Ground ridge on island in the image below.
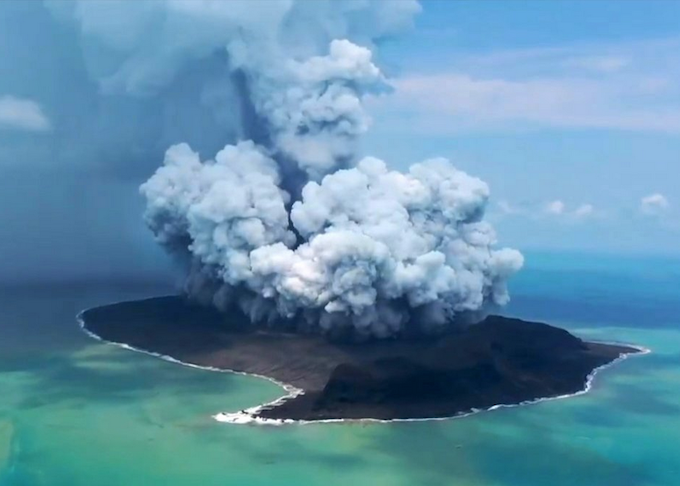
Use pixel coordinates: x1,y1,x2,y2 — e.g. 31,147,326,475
79,296,641,422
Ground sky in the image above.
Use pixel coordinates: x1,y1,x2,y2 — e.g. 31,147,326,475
365,0,680,255
0,0,678,285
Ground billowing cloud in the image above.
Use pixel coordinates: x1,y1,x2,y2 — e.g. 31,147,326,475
0,95,51,132
0,1,524,333
46,0,420,97
144,145,523,338
122,0,523,338
0,0,421,282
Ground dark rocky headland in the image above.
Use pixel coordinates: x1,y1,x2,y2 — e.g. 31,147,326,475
80,296,641,422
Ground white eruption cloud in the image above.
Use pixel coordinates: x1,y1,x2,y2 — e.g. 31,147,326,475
249,39,387,179
249,158,523,336
58,0,522,338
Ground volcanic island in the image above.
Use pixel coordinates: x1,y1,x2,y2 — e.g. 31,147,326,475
79,296,642,423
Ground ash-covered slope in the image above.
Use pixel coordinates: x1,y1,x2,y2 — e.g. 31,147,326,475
80,296,639,421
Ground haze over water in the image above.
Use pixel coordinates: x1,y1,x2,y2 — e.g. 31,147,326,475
1,252,679,486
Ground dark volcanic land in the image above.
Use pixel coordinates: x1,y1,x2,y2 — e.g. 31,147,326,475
80,296,641,422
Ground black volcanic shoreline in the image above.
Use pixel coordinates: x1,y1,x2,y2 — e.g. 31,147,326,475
79,296,642,422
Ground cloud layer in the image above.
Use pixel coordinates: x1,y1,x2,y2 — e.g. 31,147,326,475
371,37,680,134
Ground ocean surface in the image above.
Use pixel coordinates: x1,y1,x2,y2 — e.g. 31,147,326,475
1,252,679,486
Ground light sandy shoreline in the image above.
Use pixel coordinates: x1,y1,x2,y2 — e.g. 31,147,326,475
77,306,650,426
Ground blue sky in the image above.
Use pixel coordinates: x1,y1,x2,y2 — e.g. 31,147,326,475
364,0,680,255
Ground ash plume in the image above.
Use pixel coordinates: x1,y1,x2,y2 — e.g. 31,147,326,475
59,0,523,338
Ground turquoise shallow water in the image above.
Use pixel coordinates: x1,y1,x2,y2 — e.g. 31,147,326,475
1,254,679,486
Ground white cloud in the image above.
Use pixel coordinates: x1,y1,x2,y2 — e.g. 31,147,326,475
497,199,520,215
640,193,670,215
542,200,597,219
494,198,600,222
0,96,51,132
496,199,596,220
545,200,566,215
561,55,630,73
573,203,595,218
370,37,680,134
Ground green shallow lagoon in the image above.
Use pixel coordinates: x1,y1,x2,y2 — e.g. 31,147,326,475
1,256,680,486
